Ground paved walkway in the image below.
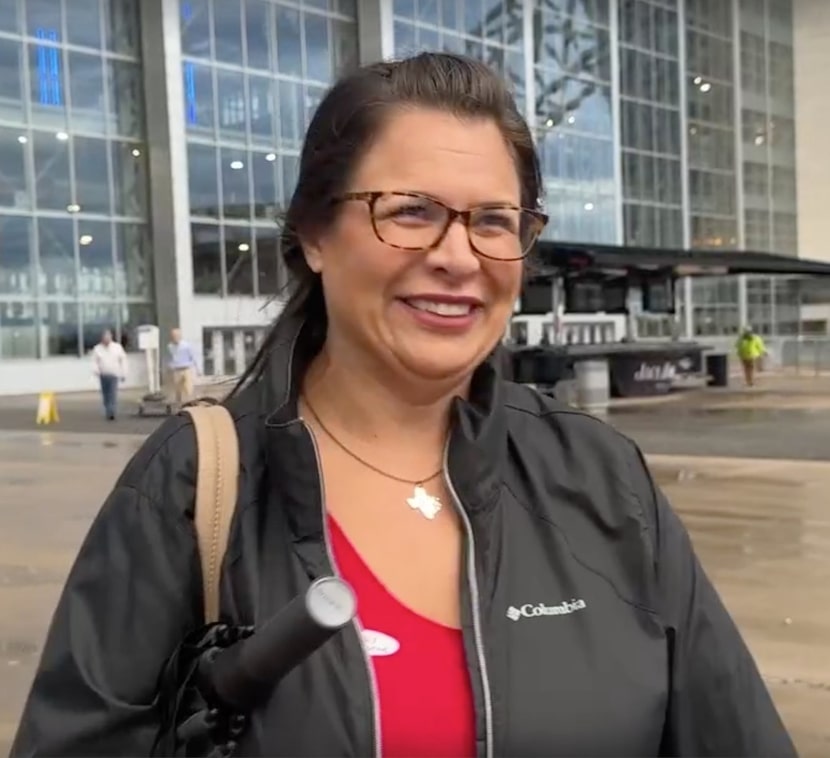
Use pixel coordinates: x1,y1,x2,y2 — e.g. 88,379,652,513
2,374,830,461
0,432,828,754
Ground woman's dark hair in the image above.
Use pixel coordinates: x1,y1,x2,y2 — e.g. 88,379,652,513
233,52,542,391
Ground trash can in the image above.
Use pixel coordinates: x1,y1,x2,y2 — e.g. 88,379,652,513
575,359,610,415
706,353,729,387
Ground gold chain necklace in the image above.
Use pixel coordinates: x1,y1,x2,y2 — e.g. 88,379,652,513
302,396,444,520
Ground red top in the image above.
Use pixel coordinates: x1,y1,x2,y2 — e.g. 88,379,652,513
328,517,476,758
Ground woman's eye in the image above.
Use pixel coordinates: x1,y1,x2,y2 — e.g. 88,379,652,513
476,212,517,233
393,204,429,218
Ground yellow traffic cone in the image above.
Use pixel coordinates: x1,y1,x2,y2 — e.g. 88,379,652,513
35,392,60,425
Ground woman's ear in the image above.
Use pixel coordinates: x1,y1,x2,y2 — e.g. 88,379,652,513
301,236,324,274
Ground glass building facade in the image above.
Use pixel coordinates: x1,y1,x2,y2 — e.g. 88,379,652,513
180,0,358,298
0,0,151,360
0,0,808,385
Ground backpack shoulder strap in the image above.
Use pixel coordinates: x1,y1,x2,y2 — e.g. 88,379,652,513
184,403,240,624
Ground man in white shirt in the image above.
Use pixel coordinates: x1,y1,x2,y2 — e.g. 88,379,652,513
91,330,127,420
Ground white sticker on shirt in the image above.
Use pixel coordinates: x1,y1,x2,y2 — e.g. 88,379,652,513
362,629,401,657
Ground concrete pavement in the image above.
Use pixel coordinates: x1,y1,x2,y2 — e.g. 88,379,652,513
0,430,829,754
1,373,830,460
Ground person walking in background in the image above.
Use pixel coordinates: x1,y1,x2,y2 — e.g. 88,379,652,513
91,329,126,420
167,327,198,405
736,326,767,387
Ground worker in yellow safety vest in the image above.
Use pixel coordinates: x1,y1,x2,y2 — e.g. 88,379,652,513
735,327,766,387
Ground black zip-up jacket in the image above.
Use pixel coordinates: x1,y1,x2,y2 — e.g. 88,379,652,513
12,316,795,757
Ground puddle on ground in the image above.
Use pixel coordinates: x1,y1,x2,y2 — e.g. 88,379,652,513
610,405,829,422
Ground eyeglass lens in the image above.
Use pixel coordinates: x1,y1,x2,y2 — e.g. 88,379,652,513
371,193,540,260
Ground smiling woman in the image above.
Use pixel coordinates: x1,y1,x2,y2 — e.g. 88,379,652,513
11,53,795,758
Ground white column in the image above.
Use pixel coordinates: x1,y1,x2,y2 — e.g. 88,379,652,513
358,0,394,62
732,0,748,329
522,0,536,129
608,0,624,244
139,0,196,348
677,0,694,338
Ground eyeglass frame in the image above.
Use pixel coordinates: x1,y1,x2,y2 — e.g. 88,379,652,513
333,190,549,262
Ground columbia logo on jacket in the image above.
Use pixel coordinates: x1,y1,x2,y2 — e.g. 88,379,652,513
506,599,587,621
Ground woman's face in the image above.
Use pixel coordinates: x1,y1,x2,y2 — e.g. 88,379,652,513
303,107,526,386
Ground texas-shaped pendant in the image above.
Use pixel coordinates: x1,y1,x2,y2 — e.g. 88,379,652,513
406,485,442,520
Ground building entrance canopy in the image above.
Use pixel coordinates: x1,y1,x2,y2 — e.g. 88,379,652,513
532,241,830,279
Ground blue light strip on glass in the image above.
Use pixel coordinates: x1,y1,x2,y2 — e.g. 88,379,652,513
35,28,63,107
181,2,197,124
184,61,197,125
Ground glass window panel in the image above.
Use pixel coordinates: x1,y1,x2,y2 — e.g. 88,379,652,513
441,0,458,30
69,53,106,135
188,142,220,218
27,0,62,40
221,148,251,219
223,225,255,295
216,70,248,141
33,130,71,211
254,226,281,295
418,26,440,52
636,102,654,152
278,80,302,149
213,0,244,64
656,58,678,106
0,301,37,358
41,302,79,356
305,13,332,82
395,21,416,55
81,303,118,352
248,75,277,145
333,19,358,75
252,151,279,218
104,0,140,55
114,223,151,298
395,0,416,18
281,153,299,200
464,0,484,36
183,62,215,134
73,137,111,215
111,142,147,217
337,0,357,15
0,39,24,123
191,222,222,294
0,127,30,209
68,0,103,49
418,0,439,26
107,60,144,137
0,0,20,33
38,218,76,296
28,43,68,130
181,0,211,57
245,0,272,70
78,220,114,296
0,215,33,295
276,7,303,77
655,107,679,155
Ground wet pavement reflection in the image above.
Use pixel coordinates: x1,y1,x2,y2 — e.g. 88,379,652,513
0,430,828,754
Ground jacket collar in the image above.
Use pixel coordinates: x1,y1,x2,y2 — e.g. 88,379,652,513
257,313,506,535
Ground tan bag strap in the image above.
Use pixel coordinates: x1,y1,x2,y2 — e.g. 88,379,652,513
184,404,240,624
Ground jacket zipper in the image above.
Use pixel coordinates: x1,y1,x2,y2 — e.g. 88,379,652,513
443,442,494,758
302,419,382,758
